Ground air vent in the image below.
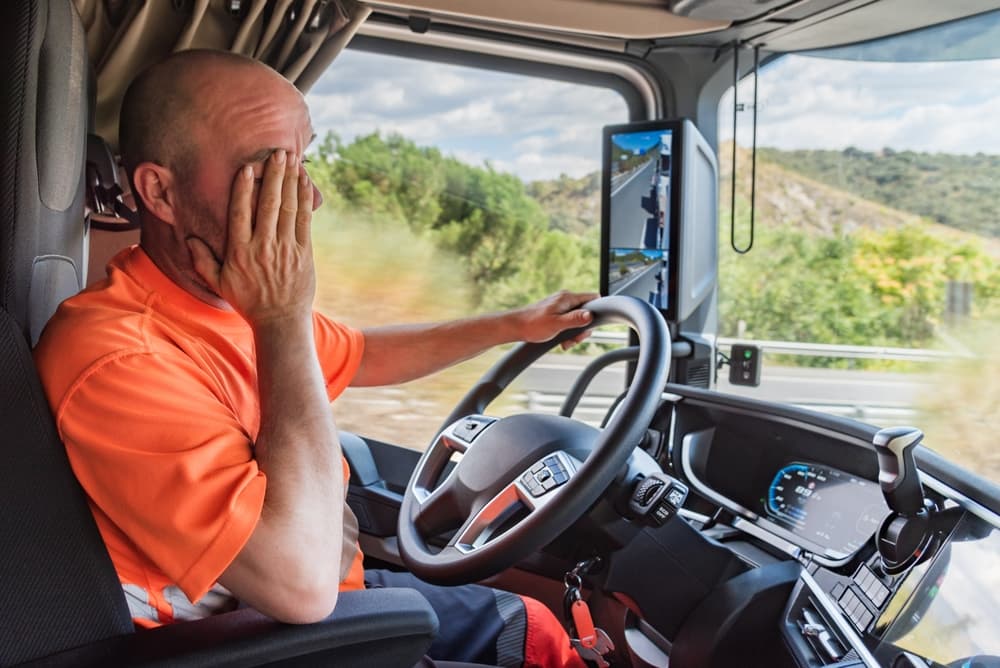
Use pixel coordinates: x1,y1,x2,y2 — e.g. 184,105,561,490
677,359,711,387
799,601,847,664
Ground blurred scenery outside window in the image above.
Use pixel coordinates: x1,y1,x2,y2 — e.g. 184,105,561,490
304,50,628,448
718,11,1000,481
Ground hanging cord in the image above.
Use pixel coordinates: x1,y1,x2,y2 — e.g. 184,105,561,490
747,45,760,253
729,42,739,253
730,43,758,254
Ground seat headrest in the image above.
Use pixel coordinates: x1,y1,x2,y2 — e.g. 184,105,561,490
0,0,91,341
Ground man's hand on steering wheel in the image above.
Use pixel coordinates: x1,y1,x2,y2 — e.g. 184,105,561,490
512,290,600,349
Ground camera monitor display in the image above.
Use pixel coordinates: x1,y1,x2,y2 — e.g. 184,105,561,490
600,118,718,323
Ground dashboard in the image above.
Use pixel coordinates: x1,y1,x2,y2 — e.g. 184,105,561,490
763,462,885,557
653,386,1000,668
670,393,890,564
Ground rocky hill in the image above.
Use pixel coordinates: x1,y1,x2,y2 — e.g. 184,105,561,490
528,144,1000,255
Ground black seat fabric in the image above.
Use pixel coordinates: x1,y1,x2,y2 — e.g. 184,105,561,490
0,0,133,661
0,307,133,664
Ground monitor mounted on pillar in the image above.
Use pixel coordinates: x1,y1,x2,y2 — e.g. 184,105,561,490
600,118,718,325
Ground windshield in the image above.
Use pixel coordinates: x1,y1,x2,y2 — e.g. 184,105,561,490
305,50,627,449
718,10,1000,482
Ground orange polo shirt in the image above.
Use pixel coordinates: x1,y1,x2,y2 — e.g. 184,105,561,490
33,245,366,626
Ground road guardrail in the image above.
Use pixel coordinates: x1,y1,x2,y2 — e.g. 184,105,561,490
587,330,964,363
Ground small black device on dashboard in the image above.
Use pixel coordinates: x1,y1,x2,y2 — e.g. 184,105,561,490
728,344,761,386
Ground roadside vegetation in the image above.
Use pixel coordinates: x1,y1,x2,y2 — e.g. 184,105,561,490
307,132,999,459
308,132,998,362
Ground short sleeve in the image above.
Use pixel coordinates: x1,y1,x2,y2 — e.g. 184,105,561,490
55,350,266,604
313,312,365,401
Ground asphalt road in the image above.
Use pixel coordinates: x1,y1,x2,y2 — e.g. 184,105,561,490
519,353,934,425
608,261,662,297
609,159,657,248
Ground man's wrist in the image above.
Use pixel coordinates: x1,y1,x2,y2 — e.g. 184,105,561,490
492,308,529,344
251,311,314,343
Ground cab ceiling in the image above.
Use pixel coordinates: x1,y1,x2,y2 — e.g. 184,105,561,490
364,0,1000,52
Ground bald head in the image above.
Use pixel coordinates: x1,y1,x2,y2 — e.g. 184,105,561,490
119,50,288,200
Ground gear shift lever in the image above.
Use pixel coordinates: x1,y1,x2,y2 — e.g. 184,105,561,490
872,426,935,574
872,426,925,516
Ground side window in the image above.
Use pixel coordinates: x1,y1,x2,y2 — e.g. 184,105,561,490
305,49,629,449
718,38,1000,480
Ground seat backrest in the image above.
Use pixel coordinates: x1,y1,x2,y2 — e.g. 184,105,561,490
0,309,133,665
0,0,90,344
0,1,134,664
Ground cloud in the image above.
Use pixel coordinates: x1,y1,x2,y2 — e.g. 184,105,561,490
307,47,998,181
305,48,628,181
720,56,1000,155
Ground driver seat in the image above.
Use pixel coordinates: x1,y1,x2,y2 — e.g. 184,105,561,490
0,1,436,665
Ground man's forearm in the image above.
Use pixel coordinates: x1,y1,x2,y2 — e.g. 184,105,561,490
352,291,598,387
219,316,345,622
353,311,521,387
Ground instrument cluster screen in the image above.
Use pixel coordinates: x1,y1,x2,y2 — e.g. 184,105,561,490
763,462,888,555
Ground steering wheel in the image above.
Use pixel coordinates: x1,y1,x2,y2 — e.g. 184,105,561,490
398,296,670,584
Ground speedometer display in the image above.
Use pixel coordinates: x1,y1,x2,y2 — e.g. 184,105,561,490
764,462,888,556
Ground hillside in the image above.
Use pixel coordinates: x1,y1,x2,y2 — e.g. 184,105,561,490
525,172,600,236
528,144,1000,255
758,147,1000,238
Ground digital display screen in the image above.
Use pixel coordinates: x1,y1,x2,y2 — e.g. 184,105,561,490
603,126,673,311
878,514,1000,666
762,462,888,556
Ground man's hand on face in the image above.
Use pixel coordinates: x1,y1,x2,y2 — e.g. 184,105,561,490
187,150,315,326
514,290,600,350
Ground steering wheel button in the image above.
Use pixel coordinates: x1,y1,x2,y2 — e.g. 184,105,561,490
543,456,559,468
520,472,534,487
553,470,568,484
541,477,558,491
536,469,552,483
530,462,545,474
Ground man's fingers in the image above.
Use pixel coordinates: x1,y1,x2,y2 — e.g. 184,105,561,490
186,236,223,295
276,153,299,240
556,291,600,312
228,165,254,245
296,164,314,246
255,150,286,239
558,308,594,328
560,330,593,350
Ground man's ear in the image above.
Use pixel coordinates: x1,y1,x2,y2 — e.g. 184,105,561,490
131,162,179,225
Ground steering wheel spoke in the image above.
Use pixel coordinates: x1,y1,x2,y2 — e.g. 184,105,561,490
450,451,580,554
412,477,464,537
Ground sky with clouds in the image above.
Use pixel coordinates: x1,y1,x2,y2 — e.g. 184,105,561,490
306,49,628,182
721,55,1000,156
305,46,1000,183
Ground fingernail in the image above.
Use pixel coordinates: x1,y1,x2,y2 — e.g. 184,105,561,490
275,150,286,164
289,153,298,167
243,164,253,180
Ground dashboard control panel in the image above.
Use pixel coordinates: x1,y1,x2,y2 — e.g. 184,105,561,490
763,462,887,556
783,511,1000,667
